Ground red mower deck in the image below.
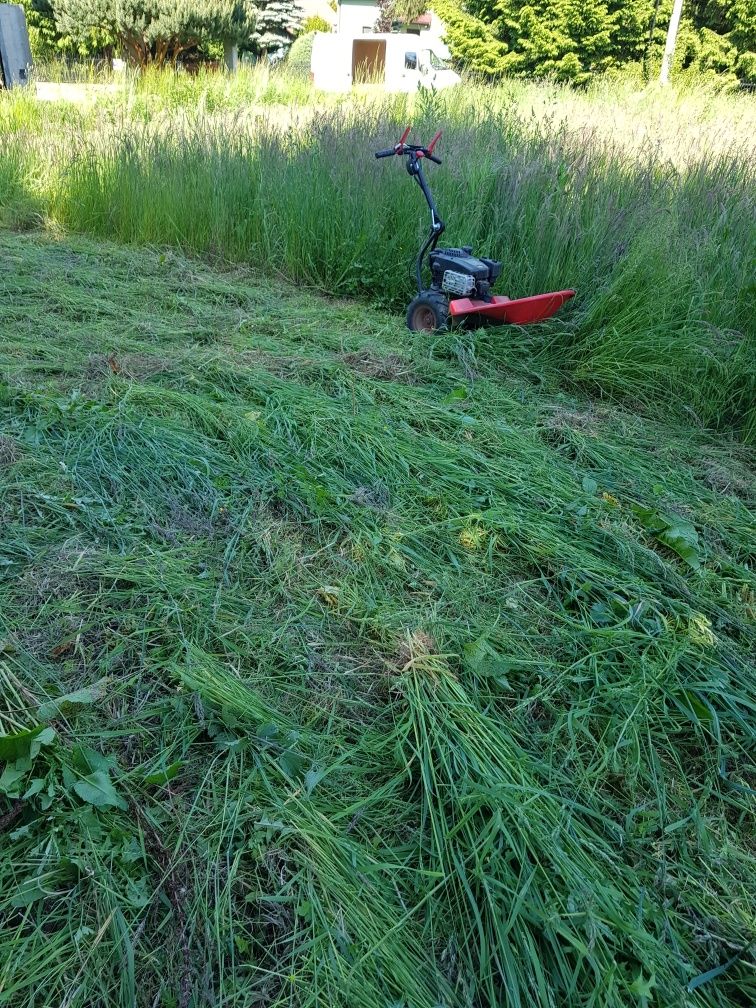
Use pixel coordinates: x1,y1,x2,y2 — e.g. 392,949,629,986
449,289,575,324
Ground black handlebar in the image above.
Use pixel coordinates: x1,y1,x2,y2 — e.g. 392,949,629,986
374,146,442,165
375,128,445,295
374,129,442,165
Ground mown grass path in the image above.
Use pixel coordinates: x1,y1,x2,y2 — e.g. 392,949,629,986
1,232,754,1007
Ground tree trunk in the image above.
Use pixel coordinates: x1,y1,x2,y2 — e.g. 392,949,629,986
224,40,239,73
171,38,199,67
123,34,148,68
154,37,169,69
660,0,684,84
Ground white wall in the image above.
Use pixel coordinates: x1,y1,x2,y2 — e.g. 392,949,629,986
337,0,379,35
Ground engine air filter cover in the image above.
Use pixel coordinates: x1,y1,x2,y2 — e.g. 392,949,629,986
441,270,476,296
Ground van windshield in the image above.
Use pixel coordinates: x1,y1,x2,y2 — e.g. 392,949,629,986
427,50,449,70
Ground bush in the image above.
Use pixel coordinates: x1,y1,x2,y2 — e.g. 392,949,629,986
19,0,60,61
735,50,756,83
286,31,316,79
302,15,331,34
53,0,256,67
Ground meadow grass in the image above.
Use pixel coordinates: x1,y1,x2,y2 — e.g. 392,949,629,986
1,230,754,1007
0,66,754,439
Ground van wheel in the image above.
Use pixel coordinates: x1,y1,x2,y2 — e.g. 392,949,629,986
406,291,449,332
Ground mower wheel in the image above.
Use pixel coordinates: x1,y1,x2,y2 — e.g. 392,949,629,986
406,290,449,333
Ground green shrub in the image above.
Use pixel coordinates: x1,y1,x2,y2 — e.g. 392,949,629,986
302,14,331,34
286,30,316,79
430,0,507,75
735,49,756,83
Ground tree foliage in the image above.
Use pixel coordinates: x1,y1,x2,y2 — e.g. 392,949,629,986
53,0,256,66
19,0,60,60
375,0,428,30
246,0,301,57
496,0,616,81
301,14,331,33
431,0,508,73
432,0,756,82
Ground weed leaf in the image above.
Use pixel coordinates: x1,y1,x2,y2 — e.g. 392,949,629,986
144,761,183,786
72,771,127,810
38,680,110,721
631,505,702,568
0,726,45,762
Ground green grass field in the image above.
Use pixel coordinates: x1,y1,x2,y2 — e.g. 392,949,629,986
1,66,755,438
1,67,756,1007
1,228,754,1007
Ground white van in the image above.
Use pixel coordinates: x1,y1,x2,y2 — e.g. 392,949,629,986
311,32,461,93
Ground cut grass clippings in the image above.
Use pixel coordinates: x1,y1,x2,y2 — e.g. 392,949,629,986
1,231,754,1007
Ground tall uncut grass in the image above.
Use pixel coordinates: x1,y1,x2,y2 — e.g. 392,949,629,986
1,66,754,438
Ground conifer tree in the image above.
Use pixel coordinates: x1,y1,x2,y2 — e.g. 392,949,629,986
247,0,302,57
53,0,256,66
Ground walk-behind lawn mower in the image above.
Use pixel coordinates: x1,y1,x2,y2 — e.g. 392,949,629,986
375,127,575,332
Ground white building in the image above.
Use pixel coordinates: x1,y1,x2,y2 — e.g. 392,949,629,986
335,1,448,53
308,1,455,91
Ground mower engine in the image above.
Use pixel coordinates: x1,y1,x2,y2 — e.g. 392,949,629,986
430,247,502,301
